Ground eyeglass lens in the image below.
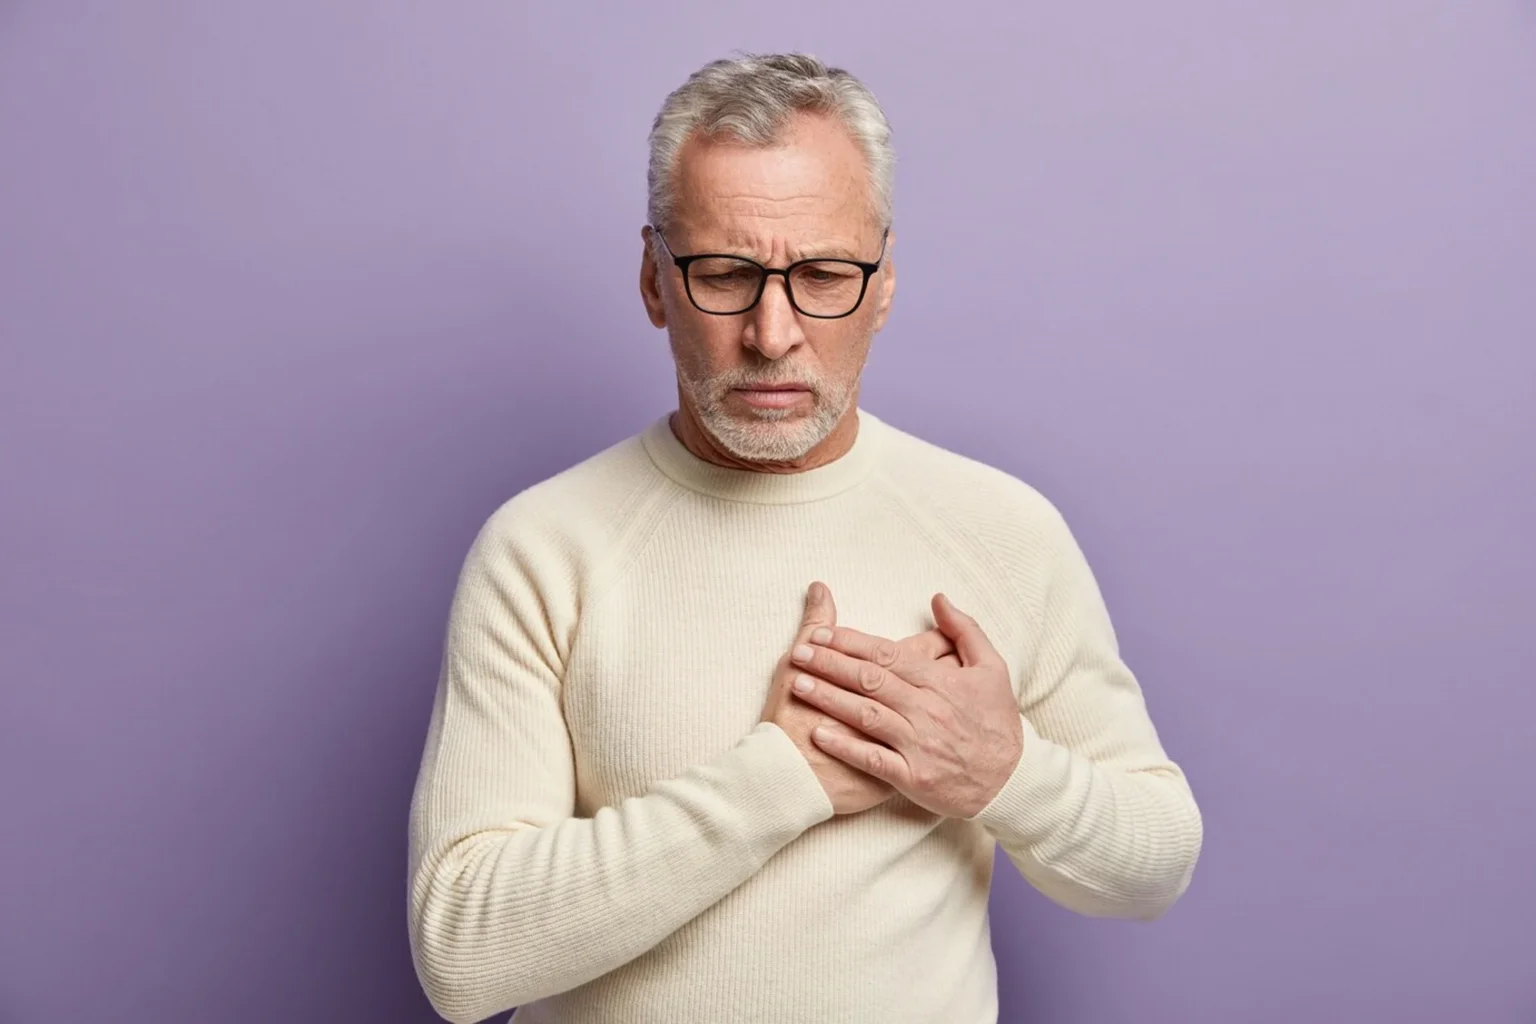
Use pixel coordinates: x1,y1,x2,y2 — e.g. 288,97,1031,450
686,258,866,316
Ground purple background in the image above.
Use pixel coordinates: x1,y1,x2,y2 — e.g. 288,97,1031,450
2,3,1533,1022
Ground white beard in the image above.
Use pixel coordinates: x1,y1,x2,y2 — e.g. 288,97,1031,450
675,362,854,463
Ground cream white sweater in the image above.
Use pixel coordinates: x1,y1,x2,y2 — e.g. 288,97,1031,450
407,407,1202,1024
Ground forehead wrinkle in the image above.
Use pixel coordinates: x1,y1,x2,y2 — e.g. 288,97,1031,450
715,232,860,262
692,189,828,219
678,191,872,261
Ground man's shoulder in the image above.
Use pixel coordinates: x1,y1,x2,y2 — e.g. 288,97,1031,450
870,411,1070,545
474,422,673,558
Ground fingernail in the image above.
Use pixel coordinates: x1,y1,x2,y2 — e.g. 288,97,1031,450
793,675,814,694
791,644,813,664
810,628,832,644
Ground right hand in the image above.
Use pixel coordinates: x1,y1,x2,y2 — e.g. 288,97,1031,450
760,581,960,815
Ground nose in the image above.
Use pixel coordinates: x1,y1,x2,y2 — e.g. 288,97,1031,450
742,273,805,360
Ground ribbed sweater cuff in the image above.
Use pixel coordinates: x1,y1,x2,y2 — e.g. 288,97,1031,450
966,714,1073,846
729,722,837,844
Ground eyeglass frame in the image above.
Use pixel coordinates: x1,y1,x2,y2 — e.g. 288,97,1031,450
650,226,890,319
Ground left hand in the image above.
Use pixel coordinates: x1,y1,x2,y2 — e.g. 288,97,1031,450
788,590,1025,818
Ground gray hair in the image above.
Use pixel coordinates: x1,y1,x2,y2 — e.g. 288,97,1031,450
646,52,895,237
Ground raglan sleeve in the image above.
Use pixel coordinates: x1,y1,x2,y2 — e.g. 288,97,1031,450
406,502,833,1023
966,500,1203,920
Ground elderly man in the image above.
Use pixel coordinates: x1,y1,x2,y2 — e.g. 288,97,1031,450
408,52,1202,1024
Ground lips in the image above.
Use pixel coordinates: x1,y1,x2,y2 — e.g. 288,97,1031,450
732,385,811,409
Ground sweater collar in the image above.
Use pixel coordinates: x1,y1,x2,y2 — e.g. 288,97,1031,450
640,406,882,505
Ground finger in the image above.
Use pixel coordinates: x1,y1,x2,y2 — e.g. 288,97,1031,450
902,627,956,663
811,723,911,789
792,672,915,749
931,593,999,669
767,584,838,719
818,626,904,670
790,639,921,712
814,625,942,685
799,581,837,639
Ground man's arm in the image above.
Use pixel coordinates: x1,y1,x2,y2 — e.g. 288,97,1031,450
787,500,1202,922
407,510,833,1024
966,507,1203,920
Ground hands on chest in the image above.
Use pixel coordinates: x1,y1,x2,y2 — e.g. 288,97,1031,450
759,582,1024,819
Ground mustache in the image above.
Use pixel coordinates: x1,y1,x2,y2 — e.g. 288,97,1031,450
713,366,822,391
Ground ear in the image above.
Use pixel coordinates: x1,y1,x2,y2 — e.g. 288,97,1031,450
870,228,895,333
640,225,667,329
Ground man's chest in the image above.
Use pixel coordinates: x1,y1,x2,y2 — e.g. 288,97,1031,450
557,524,1021,810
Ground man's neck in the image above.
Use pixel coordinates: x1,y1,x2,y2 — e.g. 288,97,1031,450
669,395,860,475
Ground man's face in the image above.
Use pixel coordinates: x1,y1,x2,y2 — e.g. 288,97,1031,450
640,112,895,463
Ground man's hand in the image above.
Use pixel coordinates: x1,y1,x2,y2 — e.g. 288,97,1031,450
762,582,959,816
787,589,1024,819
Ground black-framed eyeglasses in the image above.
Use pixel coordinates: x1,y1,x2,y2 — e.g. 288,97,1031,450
652,227,889,319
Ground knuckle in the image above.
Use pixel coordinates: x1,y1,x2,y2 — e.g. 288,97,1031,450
858,701,882,732
857,663,884,692
866,747,885,774
873,641,899,668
